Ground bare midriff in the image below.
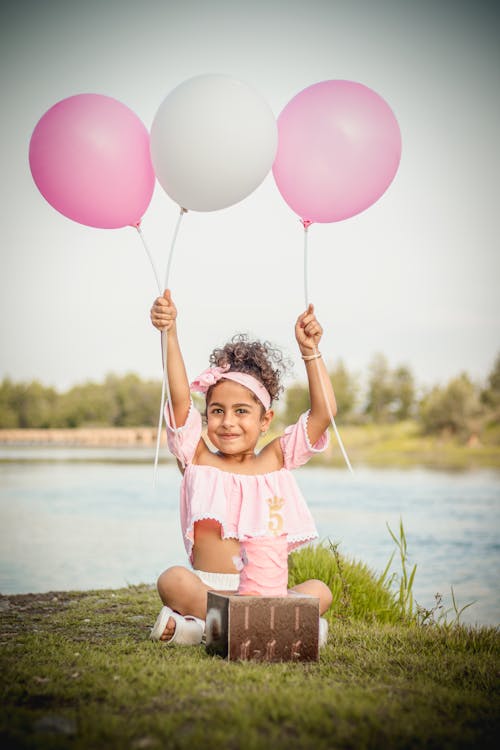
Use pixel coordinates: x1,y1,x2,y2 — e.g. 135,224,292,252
192,518,241,573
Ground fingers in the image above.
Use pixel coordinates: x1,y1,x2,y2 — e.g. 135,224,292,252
296,303,323,344
153,290,175,314
150,290,177,331
302,318,323,340
297,304,318,330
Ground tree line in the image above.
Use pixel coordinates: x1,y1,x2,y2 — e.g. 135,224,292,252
0,373,161,430
280,353,500,441
1,353,499,440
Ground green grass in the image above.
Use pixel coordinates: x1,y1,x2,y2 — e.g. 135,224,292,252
289,541,404,624
1,540,499,749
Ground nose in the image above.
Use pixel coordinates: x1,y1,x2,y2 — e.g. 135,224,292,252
222,412,234,429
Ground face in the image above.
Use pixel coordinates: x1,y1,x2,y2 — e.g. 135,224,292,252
206,379,273,457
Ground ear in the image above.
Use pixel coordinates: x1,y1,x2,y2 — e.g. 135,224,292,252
260,409,274,431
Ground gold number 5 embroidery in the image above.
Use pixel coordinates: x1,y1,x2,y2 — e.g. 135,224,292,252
267,496,285,535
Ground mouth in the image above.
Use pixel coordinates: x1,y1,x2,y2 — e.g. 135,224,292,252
219,433,240,440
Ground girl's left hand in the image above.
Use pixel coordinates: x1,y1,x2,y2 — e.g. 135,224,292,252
295,304,323,354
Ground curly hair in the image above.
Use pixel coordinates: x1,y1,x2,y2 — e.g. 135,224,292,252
208,334,290,404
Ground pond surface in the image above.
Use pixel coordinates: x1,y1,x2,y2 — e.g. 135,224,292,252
1,447,498,627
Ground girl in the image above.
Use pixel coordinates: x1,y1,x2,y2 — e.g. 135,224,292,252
149,289,336,646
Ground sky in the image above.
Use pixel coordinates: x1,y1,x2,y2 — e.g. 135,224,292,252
1,0,499,395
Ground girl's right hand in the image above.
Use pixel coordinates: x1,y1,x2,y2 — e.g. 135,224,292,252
150,289,177,331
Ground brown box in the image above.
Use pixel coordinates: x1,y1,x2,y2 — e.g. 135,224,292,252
205,592,320,662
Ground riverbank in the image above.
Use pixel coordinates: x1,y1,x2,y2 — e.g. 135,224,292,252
1,583,498,750
1,421,499,469
0,427,163,447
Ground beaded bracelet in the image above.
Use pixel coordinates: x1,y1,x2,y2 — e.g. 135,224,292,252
301,351,322,361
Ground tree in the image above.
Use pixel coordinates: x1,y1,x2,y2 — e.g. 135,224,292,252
329,360,359,423
280,382,310,428
481,353,500,411
0,378,21,428
0,379,58,428
279,360,358,427
419,373,483,438
53,380,118,427
364,353,394,422
18,381,58,428
108,373,161,426
364,355,416,423
391,366,416,421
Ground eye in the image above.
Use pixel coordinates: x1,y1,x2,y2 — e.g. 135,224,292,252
236,408,249,414
210,407,223,415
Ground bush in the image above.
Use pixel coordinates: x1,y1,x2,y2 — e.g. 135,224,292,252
280,360,359,427
419,373,483,439
288,542,404,624
364,354,416,423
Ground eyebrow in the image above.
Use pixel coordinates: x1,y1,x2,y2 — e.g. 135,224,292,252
209,402,254,408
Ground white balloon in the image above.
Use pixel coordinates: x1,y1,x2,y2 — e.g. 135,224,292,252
150,75,278,212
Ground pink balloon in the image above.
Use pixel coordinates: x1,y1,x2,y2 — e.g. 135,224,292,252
272,80,402,223
29,94,155,229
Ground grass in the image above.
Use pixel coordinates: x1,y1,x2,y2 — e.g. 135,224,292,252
1,536,499,750
310,421,500,470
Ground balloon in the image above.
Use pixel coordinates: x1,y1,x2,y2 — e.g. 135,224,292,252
29,94,155,229
150,74,277,211
272,80,402,223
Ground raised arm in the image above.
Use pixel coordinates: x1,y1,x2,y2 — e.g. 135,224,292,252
150,289,191,426
295,304,337,445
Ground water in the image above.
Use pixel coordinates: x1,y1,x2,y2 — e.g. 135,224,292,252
1,446,499,627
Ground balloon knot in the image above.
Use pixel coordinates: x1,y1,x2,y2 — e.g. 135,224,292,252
301,219,313,230
131,220,141,229
180,207,188,214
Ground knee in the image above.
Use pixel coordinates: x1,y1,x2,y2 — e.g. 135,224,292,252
310,579,333,614
290,578,333,614
156,566,191,603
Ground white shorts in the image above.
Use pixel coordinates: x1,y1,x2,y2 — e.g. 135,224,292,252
193,569,239,592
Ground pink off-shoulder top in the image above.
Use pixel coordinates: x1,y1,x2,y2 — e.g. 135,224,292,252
165,402,329,563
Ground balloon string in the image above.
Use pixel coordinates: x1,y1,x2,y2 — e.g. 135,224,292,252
303,223,310,308
302,224,354,474
313,352,354,474
153,208,187,484
164,208,187,289
135,225,162,295
133,223,168,482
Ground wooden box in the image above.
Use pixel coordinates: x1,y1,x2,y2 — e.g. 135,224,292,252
205,592,320,662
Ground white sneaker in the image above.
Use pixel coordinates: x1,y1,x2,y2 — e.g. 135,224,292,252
319,617,328,648
150,606,205,645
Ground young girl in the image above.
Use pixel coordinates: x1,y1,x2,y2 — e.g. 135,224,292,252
149,289,336,646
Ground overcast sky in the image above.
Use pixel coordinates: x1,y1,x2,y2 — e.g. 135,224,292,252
1,0,499,394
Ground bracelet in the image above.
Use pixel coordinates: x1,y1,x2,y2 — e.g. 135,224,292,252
301,351,322,361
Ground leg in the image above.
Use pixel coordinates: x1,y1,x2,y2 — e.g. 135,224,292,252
289,579,333,648
289,578,333,615
154,566,213,642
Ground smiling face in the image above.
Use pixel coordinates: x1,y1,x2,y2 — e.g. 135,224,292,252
206,379,273,458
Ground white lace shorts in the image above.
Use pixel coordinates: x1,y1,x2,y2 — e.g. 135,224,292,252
193,569,239,592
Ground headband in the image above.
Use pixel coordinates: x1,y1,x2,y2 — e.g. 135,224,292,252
190,365,271,410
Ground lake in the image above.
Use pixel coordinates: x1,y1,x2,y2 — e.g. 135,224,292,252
1,446,499,628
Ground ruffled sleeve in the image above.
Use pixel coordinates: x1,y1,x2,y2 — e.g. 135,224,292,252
164,400,202,465
279,411,329,470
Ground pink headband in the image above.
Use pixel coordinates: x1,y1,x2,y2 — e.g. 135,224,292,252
190,365,271,410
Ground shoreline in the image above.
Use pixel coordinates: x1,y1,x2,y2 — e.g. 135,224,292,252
0,427,165,447
1,425,499,470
